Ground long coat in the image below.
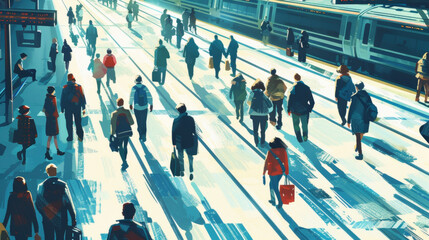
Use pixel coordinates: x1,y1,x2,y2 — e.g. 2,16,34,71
3,191,39,237
49,43,58,59
62,44,73,62
67,10,74,24
44,94,60,136
347,90,371,134
183,41,199,65
287,81,315,115
16,115,37,146
172,113,196,149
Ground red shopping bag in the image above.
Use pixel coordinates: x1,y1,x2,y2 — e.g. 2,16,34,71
280,175,295,204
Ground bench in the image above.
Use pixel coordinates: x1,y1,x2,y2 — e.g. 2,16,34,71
0,74,28,100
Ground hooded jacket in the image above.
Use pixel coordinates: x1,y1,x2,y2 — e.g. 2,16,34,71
265,75,287,101
230,75,247,102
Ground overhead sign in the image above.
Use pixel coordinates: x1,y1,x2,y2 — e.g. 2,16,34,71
0,9,57,26
333,0,427,4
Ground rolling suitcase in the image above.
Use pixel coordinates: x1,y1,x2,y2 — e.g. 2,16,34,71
152,68,161,82
286,48,294,57
66,226,82,240
280,175,295,204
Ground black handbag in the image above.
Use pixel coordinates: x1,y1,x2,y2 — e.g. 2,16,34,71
66,226,82,240
170,148,181,177
109,135,119,152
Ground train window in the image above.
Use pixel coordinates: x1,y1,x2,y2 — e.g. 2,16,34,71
222,0,257,18
374,27,428,57
345,22,352,40
275,8,341,38
362,23,370,44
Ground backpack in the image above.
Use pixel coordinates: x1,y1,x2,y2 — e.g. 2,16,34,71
338,76,355,101
357,94,378,122
250,91,269,114
116,113,132,138
66,84,77,103
134,85,148,106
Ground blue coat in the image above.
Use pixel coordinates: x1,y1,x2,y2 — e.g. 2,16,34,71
347,90,371,134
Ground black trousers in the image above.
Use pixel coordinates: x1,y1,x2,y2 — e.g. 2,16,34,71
230,54,237,75
50,55,57,72
298,48,307,63
269,99,283,127
65,106,83,140
18,69,36,81
177,35,182,49
118,137,129,164
134,109,148,139
213,58,221,78
251,115,267,145
65,61,70,71
43,219,65,240
183,21,188,31
337,98,347,123
186,61,195,79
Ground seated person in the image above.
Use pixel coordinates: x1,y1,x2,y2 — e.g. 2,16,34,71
14,53,37,81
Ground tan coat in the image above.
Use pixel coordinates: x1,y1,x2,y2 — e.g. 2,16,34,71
265,75,287,101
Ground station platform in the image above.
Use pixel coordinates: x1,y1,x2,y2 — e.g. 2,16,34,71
0,0,428,239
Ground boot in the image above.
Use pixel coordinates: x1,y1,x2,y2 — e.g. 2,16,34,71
17,151,22,161
57,149,65,156
45,151,53,160
295,131,303,143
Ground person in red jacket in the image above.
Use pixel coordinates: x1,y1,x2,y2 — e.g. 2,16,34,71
103,48,117,86
263,137,288,209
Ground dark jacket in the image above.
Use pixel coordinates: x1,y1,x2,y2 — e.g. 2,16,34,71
36,177,76,228
61,81,86,111
230,75,247,102
49,43,58,58
160,13,167,28
176,22,184,37
347,90,372,134
154,45,170,67
17,115,37,146
189,12,196,26
107,219,152,240
286,28,295,46
209,39,225,60
172,112,196,149
298,32,309,49
3,191,39,237
62,43,73,62
67,10,74,24
183,41,199,64
226,39,239,58
335,74,355,101
287,81,314,115
86,25,98,44
165,17,173,37
182,10,190,23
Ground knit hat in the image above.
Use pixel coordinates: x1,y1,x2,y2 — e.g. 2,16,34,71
135,75,142,83
67,73,75,81
18,105,30,115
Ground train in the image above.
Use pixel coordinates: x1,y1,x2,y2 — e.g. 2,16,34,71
147,0,429,87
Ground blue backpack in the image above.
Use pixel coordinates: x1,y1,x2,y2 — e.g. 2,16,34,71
134,85,148,106
338,76,355,101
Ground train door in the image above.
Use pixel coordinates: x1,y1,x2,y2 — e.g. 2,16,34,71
355,18,373,59
342,16,355,58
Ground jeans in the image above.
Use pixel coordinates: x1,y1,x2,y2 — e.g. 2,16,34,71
269,174,283,206
177,144,193,173
50,55,57,72
234,100,244,121
118,137,129,164
65,61,70,71
269,99,283,127
230,54,237,76
158,66,167,85
337,98,347,124
96,78,101,94
177,35,182,49
186,62,195,79
65,105,83,140
18,69,36,81
134,109,148,139
43,219,65,240
106,68,116,85
213,58,221,78
292,113,309,142
89,42,96,59
251,115,267,145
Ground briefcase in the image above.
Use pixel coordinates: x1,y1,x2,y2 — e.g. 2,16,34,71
66,226,82,240
47,61,54,71
280,175,295,204
170,148,181,177
286,48,294,57
152,68,161,82
81,112,89,127
208,57,214,69
225,60,231,71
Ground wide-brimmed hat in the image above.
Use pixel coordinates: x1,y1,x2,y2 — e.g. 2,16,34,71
67,73,75,81
18,105,30,115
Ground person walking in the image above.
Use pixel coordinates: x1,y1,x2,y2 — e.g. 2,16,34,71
209,35,226,79
36,164,76,240
286,27,295,53
287,73,315,142
61,73,86,142
15,105,37,165
126,10,133,29
226,35,239,77
260,17,272,46
103,48,117,85
415,52,429,103
132,1,139,21
263,137,288,209
67,7,74,31
189,8,197,34
154,39,170,85
160,9,168,36
176,19,184,49
76,4,83,28
182,9,190,31
3,177,40,240
129,76,153,142
335,65,355,125
266,68,287,130
107,203,152,239
164,15,173,43
247,80,273,146
183,37,199,80
14,53,37,81
297,30,309,63
91,53,107,94
43,86,65,161
61,39,72,71
86,20,98,58
111,98,134,170
49,38,58,72
347,81,372,160
172,103,197,180
126,0,133,12
230,74,247,122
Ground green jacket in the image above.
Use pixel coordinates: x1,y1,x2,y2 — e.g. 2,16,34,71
111,107,134,135
230,75,247,102
265,75,287,101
